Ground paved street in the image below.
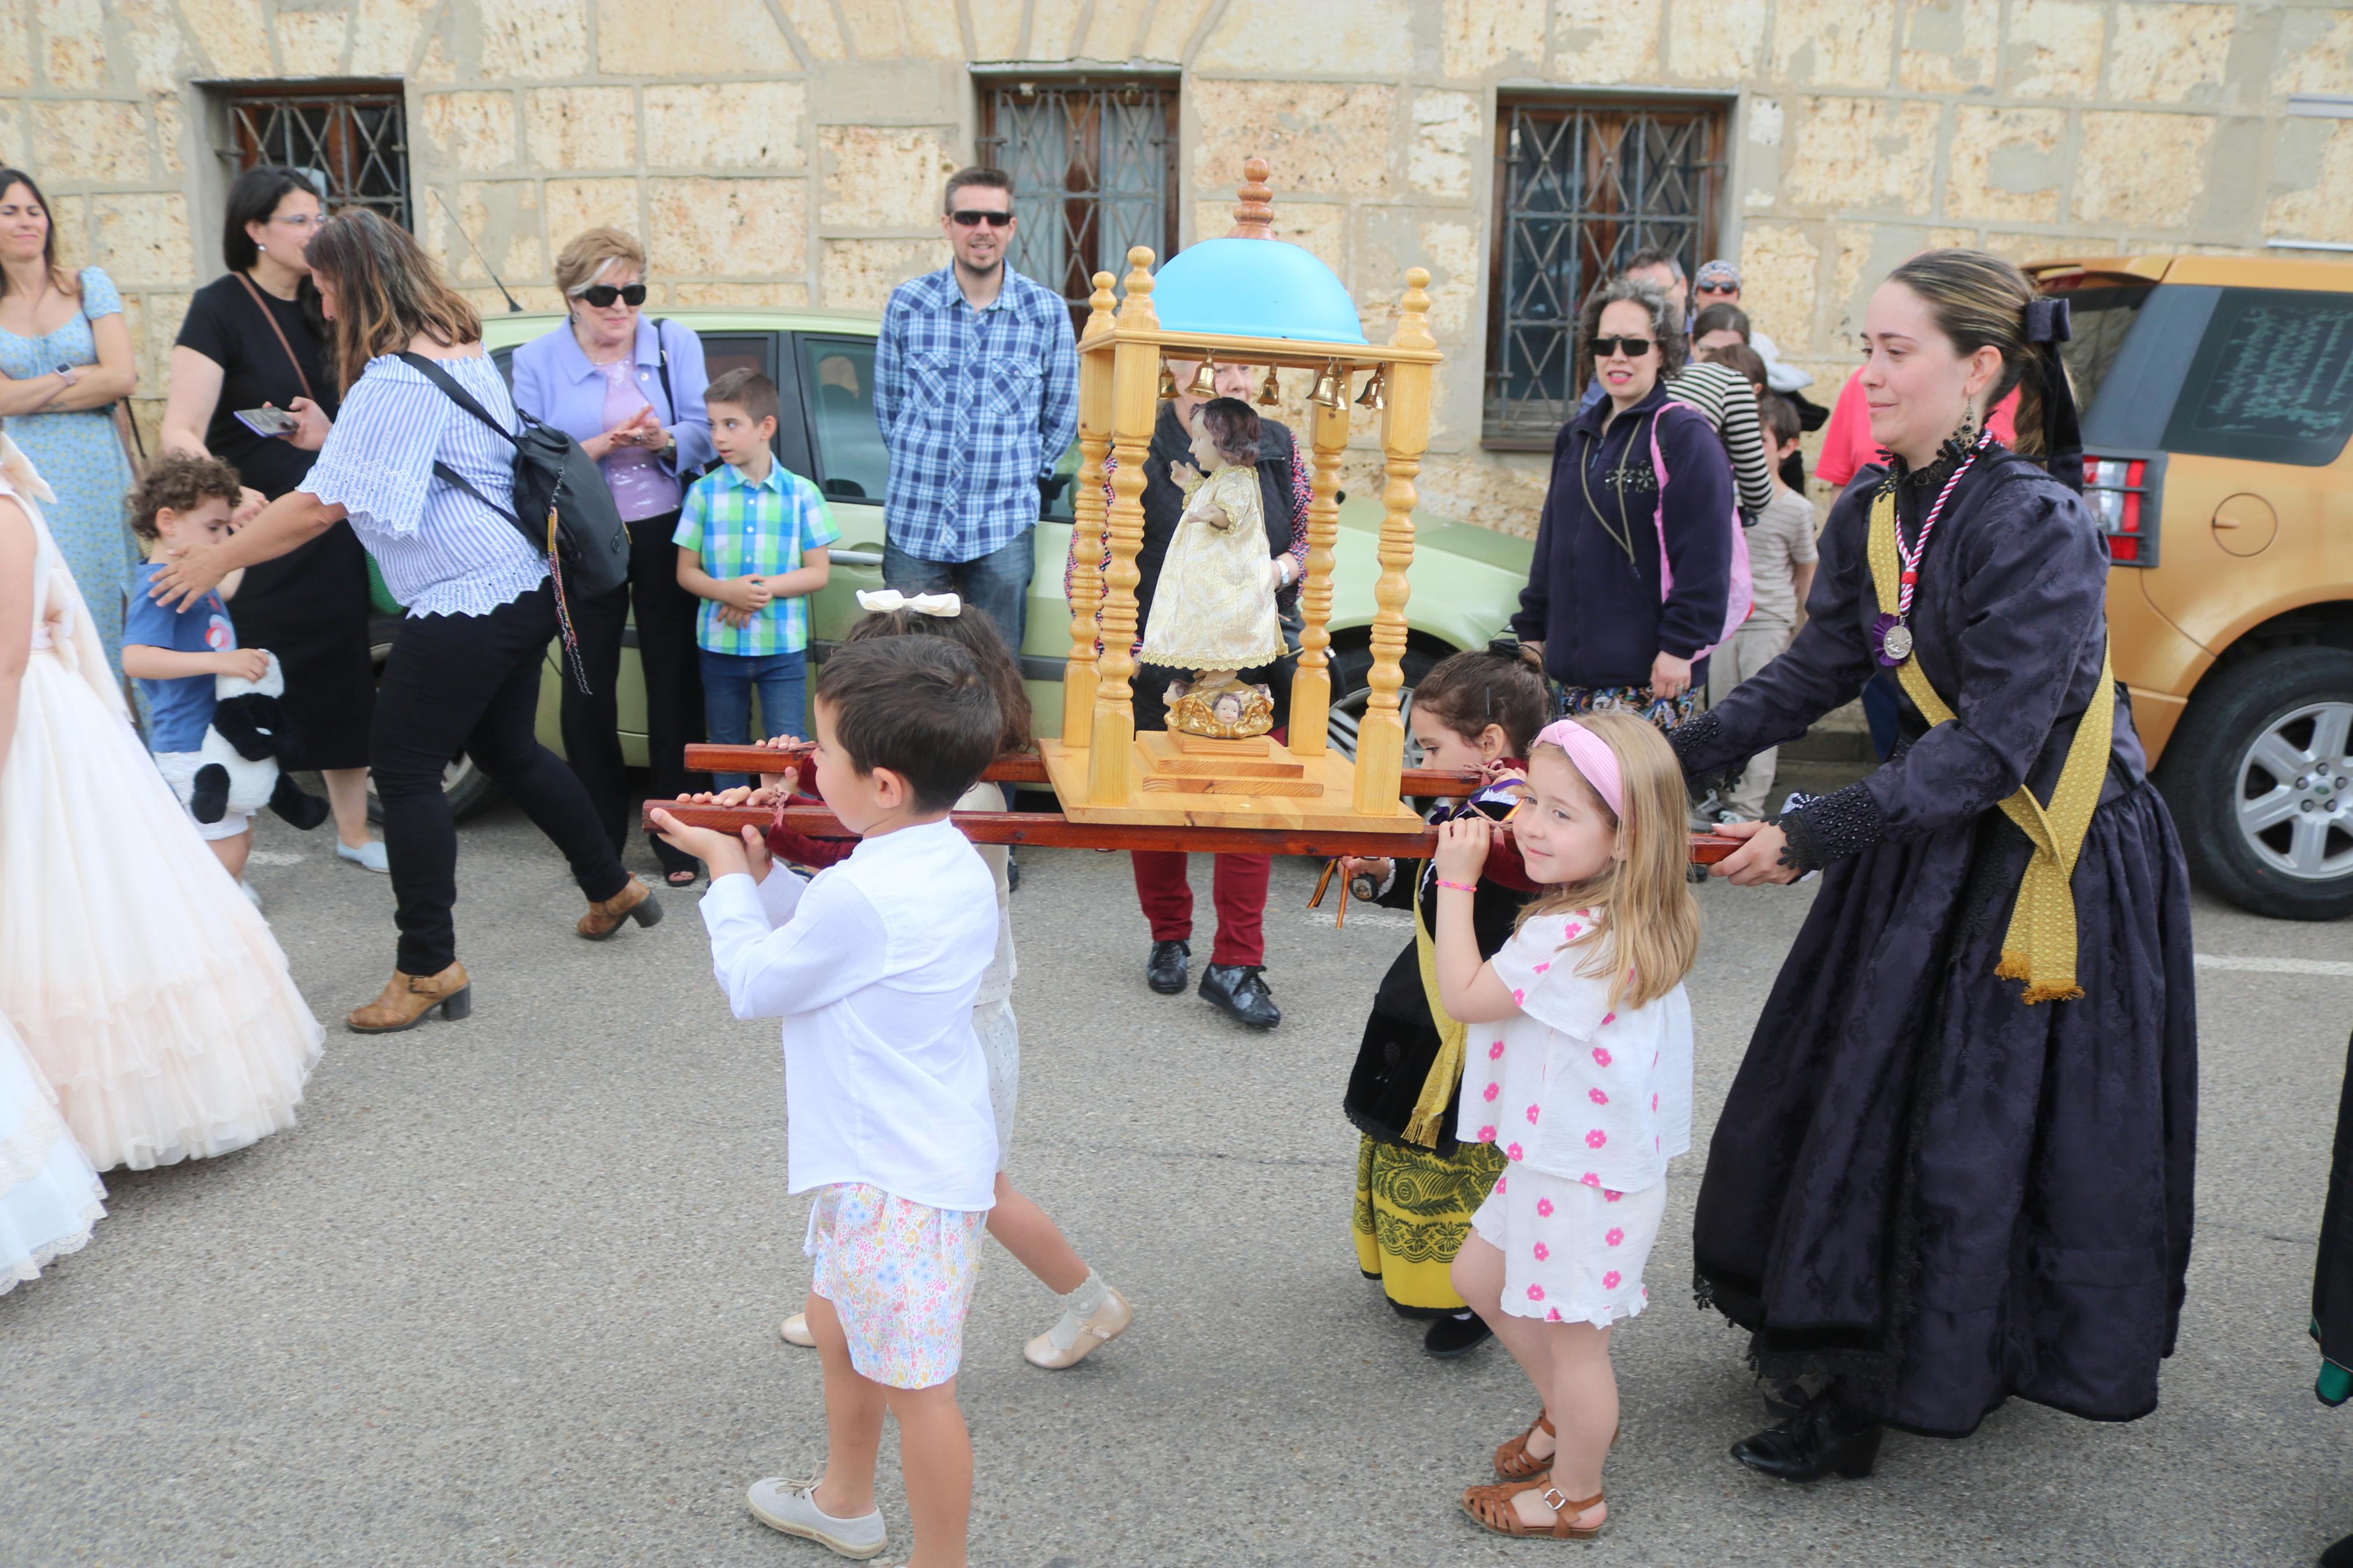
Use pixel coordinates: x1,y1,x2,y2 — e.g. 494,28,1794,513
5,792,2351,1568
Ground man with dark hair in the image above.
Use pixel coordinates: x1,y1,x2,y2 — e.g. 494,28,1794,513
872,166,1078,653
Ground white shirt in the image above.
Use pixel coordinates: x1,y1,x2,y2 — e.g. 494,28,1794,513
699,817,1000,1211
1458,909,1694,1193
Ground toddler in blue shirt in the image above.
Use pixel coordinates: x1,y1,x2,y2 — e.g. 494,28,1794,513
121,453,272,884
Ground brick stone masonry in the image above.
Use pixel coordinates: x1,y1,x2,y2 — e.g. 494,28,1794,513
1,0,2347,534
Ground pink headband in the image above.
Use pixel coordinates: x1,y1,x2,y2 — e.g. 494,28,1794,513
1534,719,1626,818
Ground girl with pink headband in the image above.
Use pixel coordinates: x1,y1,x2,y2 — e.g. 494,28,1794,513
1428,710,1699,1542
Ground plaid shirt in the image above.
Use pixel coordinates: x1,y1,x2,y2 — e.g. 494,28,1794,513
872,264,1080,564
674,461,840,656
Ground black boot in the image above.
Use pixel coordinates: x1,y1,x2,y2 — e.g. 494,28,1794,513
1422,1311,1492,1359
1730,1386,1883,1482
1199,963,1280,1029
1145,939,1190,994
2322,1531,2353,1568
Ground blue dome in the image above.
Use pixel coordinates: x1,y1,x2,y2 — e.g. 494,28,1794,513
1149,237,1368,346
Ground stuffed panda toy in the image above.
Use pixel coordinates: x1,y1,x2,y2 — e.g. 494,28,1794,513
187,652,332,831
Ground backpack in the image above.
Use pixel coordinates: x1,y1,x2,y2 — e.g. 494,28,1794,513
395,351,631,600
1649,401,1753,658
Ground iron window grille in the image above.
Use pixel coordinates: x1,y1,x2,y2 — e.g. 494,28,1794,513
1485,100,1726,445
219,83,411,229
978,79,1179,329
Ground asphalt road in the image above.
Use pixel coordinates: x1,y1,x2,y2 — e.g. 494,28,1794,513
4,790,2351,1567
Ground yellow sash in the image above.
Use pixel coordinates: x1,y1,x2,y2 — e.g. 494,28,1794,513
1404,878,1471,1147
1865,489,2113,1005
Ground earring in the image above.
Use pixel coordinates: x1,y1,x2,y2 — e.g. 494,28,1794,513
1942,403,1979,464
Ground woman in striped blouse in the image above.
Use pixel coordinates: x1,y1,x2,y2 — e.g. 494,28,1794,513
148,210,658,1033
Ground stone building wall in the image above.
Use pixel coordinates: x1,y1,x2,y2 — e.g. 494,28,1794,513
1,0,2346,533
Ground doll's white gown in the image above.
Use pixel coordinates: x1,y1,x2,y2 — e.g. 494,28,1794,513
0,438,322,1172
1139,465,1288,671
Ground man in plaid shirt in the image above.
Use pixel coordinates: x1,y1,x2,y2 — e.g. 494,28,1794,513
873,166,1080,653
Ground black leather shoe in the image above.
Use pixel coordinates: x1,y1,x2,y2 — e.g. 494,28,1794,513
1199,963,1280,1029
1145,939,1190,995
1730,1388,1883,1482
1423,1311,1492,1359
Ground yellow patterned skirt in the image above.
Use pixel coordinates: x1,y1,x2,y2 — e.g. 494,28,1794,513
1352,1135,1508,1315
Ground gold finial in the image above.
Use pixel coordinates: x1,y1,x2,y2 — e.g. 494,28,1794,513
1082,270,1117,341
1116,246,1159,328
1391,265,1435,351
1229,156,1274,240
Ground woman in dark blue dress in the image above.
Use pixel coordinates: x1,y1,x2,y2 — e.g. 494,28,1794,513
1669,249,2198,1476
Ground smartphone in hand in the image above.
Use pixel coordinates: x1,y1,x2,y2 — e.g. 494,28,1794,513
233,407,300,438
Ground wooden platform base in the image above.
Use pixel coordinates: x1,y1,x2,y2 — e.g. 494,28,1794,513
1038,737,1421,832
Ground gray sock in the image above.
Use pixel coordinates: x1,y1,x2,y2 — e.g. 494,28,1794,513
1062,1270,1108,1319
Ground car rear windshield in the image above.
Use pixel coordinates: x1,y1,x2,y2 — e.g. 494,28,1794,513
2068,282,2353,467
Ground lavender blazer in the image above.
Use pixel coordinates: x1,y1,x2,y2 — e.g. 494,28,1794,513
509,315,717,493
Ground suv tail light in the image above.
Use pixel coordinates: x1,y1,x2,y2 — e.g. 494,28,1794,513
2082,451,2164,567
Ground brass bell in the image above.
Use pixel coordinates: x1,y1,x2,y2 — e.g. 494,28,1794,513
1255,365,1282,407
1184,355,1219,400
1308,362,1345,412
1355,367,1386,411
1158,362,1178,400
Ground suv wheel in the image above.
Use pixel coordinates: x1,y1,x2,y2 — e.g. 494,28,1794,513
1327,642,1437,764
365,627,499,826
2156,645,2353,920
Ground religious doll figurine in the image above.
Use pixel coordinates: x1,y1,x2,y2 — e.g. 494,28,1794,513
1140,396,1289,738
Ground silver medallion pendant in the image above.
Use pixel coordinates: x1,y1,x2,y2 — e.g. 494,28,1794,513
1883,620,1914,663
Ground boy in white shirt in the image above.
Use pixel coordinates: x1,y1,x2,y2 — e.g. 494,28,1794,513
652,635,1002,1567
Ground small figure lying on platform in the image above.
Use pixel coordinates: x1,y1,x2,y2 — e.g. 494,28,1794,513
1141,396,1290,738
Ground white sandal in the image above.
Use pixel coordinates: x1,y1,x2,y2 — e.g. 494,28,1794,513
778,1311,815,1347
1023,1285,1134,1369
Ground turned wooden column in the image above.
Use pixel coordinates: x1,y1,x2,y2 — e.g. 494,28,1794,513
1353,269,1435,815
1087,247,1160,806
1061,269,1118,749
1288,394,1350,757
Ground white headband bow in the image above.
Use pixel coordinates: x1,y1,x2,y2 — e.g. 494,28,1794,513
856,589,962,618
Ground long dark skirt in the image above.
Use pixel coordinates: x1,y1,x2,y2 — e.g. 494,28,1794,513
228,521,375,771
1694,777,2198,1438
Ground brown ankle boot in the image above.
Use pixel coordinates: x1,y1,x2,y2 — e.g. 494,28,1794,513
347,962,471,1034
577,874,663,940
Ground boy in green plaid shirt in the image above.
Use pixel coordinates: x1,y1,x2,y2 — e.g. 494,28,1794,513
675,368,839,786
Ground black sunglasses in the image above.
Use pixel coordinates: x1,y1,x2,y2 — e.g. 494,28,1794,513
1589,335,1656,358
1695,282,1739,295
576,283,647,308
950,209,1014,228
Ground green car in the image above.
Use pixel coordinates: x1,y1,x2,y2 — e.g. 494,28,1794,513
372,307,1535,818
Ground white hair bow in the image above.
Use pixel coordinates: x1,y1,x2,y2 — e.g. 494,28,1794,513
856,589,962,617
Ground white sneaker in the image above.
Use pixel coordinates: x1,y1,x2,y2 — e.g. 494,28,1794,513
746,1477,886,1560
337,839,391,873
778,1312,815,1347
1023,1285,1134,1370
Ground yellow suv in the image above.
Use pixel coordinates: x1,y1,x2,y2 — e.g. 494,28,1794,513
2033,255,2353,920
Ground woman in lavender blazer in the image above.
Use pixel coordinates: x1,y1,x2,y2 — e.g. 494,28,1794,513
512,226,716,886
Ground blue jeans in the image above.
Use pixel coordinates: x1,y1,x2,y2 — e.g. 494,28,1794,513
883,528,1034,655
700,648,808,789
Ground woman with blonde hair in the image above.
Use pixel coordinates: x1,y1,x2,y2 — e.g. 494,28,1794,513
1671,248,2196,1480
513,226,715,887
148,209,660,1034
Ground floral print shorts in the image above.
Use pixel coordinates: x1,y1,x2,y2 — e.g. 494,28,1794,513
1471,1168,1667,1328
805,1183,986,1389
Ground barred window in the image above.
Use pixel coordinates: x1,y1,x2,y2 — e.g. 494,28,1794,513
1485,99,1726,445
219,83,411,229
977,78,1179,329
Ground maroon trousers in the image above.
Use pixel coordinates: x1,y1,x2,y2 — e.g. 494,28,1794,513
1130,851,1270,968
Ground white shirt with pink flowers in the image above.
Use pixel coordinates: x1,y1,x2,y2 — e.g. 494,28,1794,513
1457,908,1694,1194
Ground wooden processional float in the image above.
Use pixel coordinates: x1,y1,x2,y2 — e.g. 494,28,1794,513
656,158,1736,867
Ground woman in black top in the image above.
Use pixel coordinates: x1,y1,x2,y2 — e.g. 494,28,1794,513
161,166,381,870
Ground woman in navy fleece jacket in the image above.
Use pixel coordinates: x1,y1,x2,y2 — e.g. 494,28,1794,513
1510,278,1735,730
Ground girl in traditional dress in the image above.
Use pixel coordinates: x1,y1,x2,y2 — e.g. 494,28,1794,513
1436,711,1698,1542
0,1005,105,1295
1137,396,1287,710
1339,645,1549,1359
0,433,322,1172
1670,248,2197,1479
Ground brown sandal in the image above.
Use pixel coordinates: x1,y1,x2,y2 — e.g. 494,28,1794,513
1493,1413,1555,1480
1461,1477,1606,1540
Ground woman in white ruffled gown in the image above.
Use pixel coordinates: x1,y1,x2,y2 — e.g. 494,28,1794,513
0,432,322,1171
0,1005,104,1295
